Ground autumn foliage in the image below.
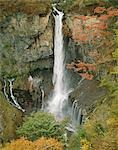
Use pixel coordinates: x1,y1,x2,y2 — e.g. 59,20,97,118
67,60,96,80
1,137,63,150
0,0,51,16
72,7,118,43
1,138,33,150
34,137,64,150
67,6,118,78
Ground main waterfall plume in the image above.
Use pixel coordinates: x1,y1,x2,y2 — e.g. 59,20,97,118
47,7,68,119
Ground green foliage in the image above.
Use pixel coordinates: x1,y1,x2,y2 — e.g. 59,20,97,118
112,48,118,59
95,123,107,135
0,92,22,142
16,112,66,142
82,96,118,150
68,128,86,150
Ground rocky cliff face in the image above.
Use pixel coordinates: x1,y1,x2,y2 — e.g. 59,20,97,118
0,13,53,77
0,2,53,104
0,0,107,142
0,1,53,142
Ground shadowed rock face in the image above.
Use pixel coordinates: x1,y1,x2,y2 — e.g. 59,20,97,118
0,12,53,77
68,79,106,113
0,3,53,142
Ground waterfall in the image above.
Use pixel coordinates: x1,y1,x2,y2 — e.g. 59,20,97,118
47,7,68,119
8,79,25,112
71,100,82,126
3,78,25,112
47,7,87,127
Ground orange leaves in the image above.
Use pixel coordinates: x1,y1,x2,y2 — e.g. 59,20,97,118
72,15,108,43
34,137,63,150
75,33,88,42
94,7,106,14
108,9,118,17
74,15,88,21
95,22,108,30
1,138,33,150
94,6,118,17
1,137,64,150
67,61,96,80
79,73,94,80
98,15,109,21
71,6,118,44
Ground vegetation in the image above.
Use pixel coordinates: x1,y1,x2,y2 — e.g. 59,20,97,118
0,0,51,17
1,137,63,150
16,112,67,142
67,5,118,80
0,92,22,142
33,137,64,150
67,2,118,150
57,0,118,13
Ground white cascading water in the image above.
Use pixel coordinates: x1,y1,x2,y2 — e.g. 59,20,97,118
48,7,68,119
8,79,25,112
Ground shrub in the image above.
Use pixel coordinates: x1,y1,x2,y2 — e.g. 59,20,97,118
1,137,64,150
1,138,33,150
34,137,63,150
16,112,66,141
80,139,91,150
0,0,51,16
68,128,86,150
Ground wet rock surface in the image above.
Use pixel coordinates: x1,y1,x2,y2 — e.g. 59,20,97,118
68,79,106,113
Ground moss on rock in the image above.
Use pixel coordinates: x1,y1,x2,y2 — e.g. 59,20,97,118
0,92,23,142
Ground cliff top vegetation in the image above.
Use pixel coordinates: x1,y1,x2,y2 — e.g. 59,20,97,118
0,0,51,18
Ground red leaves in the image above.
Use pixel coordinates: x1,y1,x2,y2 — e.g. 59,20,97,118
67,61,96,80
93,22,108,30
94,6,118,17
75,33,88,42
79,73,94,80
108,9,118,17
72,6,118,44
98,14,109,21
94,7,106,14
69,6,117,80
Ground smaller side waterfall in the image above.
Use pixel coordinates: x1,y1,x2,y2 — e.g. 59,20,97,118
71,100,87,126
71,100,82,125
3,78,25,112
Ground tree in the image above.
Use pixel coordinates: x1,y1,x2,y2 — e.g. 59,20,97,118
1,138,33,150
1,137,64,150
16,112,66,142
34,137,63,150
67,60,96,80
